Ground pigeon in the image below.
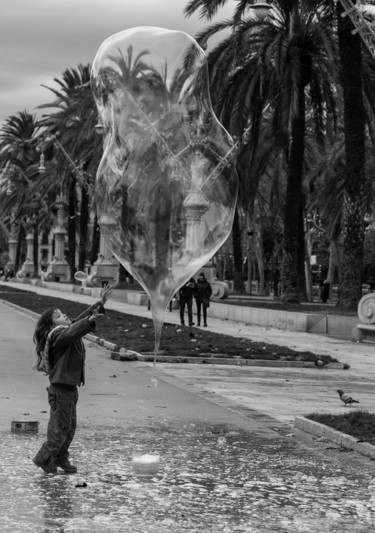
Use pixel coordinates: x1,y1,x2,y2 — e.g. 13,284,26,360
337,389,359,406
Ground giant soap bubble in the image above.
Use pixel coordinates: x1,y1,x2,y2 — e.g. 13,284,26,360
91,26,238,360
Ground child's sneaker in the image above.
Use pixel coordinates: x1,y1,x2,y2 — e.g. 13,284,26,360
33,456,57,474
57,459,77,473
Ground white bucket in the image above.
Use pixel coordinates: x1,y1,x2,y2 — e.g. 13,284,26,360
132,454,160,477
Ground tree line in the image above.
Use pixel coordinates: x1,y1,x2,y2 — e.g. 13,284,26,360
1,0,375,311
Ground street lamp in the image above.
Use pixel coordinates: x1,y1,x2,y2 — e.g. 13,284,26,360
38,153,46,173
95,117,103,134
37,133,90,192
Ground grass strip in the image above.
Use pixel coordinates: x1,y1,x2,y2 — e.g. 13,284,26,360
307,410,375,445
0,285,339,363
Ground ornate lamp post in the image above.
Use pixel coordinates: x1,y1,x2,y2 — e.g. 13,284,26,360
20,227,36,278
38,131,118,286
50,193,70,282
5,211,17,276
85,214,118,287
183,149,229,298
38,137,70,282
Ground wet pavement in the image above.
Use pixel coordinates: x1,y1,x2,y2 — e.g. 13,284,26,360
2,285,375,532
3,420,375,532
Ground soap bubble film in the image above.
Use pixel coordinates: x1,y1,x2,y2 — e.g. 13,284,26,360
91,26,238,356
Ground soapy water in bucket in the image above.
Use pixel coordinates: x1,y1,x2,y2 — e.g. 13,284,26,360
132,454,160,478
90,27,238,371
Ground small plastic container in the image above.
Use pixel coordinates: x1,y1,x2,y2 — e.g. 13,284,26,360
132,454,160,477
11,420,39,433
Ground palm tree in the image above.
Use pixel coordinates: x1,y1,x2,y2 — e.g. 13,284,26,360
335,0,366,310
185,0,338,302
0,111,43,274
38,64,101,279
304,0,375,309
236,113,285,294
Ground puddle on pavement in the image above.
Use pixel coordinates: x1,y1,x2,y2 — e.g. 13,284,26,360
1,422,375,532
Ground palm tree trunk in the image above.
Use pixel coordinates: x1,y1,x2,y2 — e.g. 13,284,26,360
33,220,39,277
232,206,244,293
255,240,265,295
305,216,314,302
90,213,100,265
246,248,253,294
15,224,25,274
280,87,305,303
336,2,366,310
67,177,77,281
298,203,308,301
78,185,89,272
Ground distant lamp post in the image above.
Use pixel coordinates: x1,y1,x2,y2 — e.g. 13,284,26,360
250,0,272,20
5,211,18,276
38,153,46,173
95,117,103,134
1,161,15,195
37,136,46,173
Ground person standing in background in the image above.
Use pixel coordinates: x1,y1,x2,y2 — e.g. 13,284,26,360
178,278,196,326
194,272,212,327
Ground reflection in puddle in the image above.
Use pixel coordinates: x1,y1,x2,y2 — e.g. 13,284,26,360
0,423,375,532
37,475,74,524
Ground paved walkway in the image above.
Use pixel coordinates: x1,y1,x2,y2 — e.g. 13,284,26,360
1,280,374,426
1,281,375,532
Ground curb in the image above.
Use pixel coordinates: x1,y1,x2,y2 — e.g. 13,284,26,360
0,299,40,320
84,332,347,368
106,352,347,368
294,415,375,460
0,298,348,369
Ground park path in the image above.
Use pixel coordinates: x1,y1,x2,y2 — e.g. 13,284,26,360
1,285,375,532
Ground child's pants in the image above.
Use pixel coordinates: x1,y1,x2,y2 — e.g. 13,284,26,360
33,383,78,468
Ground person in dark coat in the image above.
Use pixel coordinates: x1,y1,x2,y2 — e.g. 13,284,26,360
178,278,196,326
194,272,212,327
321,280,330,303
32,286,112,474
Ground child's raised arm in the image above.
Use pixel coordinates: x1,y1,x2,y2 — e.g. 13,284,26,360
100,283,115,306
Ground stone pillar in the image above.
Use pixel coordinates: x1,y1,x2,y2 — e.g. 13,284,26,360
5,221,17,275
45,194,70,282
183,190,209,252
22,232,36,276
182,178,229,299
86,214,118,287
100,226,114,261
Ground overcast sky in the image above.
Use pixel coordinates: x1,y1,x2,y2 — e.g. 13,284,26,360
0,0,236,127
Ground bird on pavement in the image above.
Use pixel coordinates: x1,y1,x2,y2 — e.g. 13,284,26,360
337,389,359,406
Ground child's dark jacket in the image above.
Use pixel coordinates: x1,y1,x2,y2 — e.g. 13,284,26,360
48,302,103,387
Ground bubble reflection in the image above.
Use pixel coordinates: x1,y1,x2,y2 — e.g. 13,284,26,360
91,27,238,360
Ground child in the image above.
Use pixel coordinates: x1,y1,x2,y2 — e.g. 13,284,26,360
32,287,112,474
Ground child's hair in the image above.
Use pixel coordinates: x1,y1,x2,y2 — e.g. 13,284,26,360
33,308,56,355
